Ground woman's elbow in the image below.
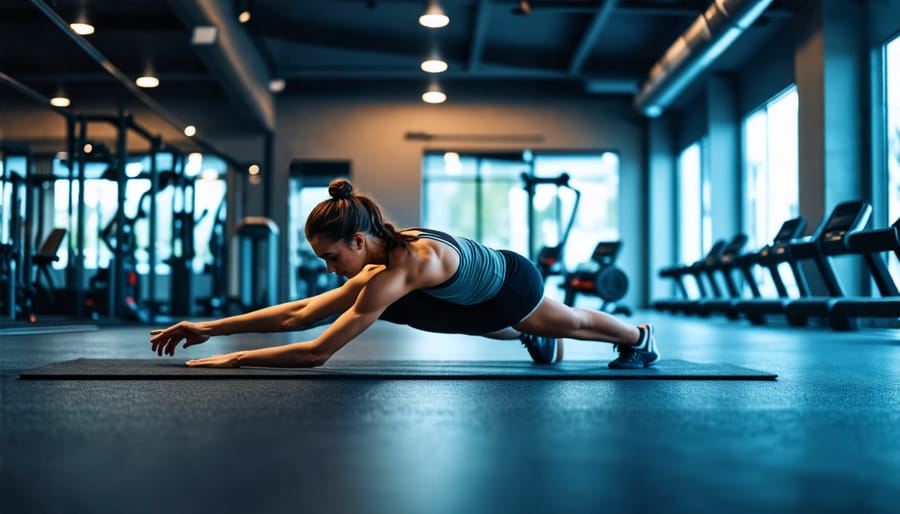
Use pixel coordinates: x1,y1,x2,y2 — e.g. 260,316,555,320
306,349,331,367
291,345,331,367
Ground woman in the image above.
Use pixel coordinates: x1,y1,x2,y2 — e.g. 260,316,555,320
150,179,659,370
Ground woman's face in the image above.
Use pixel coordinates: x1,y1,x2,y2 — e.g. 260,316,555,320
308,233,367,278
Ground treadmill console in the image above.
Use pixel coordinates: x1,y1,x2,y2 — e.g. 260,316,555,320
821,201,871,243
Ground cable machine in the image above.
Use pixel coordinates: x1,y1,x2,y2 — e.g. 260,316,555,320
521,171,582,280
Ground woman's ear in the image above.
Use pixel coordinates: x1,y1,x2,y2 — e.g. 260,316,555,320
352,232,366,251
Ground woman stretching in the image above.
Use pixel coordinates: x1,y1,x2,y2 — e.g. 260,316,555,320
150,179,659,369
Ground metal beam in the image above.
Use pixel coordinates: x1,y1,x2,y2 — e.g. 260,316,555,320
168,0,275,133
568,0,619,75
28,0,191,133
468,0,492,71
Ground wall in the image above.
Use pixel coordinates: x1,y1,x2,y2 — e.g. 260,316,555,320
272,94,649,305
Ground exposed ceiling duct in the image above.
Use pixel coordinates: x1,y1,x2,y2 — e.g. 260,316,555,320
168,0,275,133
633,0,774,117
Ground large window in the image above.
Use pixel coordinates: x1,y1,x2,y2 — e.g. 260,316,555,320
422,151,620,270
677,141,710,266
743,86,799,295
885,34,900,279
50,152,227,274
287,161,350,299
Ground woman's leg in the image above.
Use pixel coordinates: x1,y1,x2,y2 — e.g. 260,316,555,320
480,328,521,340
513,296,641,346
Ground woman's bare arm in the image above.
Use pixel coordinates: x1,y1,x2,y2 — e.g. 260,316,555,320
188,265,415,368
150,268,378,357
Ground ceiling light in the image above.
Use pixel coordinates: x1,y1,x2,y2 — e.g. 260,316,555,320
422,89,447,104
135,75,159,88
83,143,93,154
50,97,71,108
421,59,448,73
70,22,94,35
248,164,260,175
192,26,218,45
184,125,197,137
238,10,251,23
419,3,449,29
269,78,286,93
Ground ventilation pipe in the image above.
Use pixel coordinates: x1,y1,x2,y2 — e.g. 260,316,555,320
633,0,774,117
168,0,275,132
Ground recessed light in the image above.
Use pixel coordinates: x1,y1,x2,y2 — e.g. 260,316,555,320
422,90,447,104
184,125,197,137
50,97,71,108
70,22,94,35
135,76,159,88
419,4,449,28
421,59,448,73
238,11,251,23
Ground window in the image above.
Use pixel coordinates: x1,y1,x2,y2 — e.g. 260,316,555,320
50,153,227,274
287,161,350,299
0,155,27,247
677,142,708,265
885,34,900,279
743,86,799,296
422,151,620,270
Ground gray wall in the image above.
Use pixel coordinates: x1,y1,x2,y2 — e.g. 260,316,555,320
270,95,648,304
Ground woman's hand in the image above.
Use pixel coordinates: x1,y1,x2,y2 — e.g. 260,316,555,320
185,352,242,368
149,321,211,357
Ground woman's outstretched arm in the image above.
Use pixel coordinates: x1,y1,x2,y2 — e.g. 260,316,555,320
184,264,415,368
149,268,374,357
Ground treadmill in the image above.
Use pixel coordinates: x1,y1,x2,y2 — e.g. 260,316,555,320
735,210,844,325
688,233,748,317
654,240,726,313
728,217,808,320
781,200,872,327
827,218,900,330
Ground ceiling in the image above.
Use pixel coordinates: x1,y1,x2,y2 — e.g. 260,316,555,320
0,0,795,133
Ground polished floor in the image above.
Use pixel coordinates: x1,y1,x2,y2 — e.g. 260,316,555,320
2,309,899,514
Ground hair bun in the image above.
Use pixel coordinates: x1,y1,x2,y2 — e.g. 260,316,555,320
328,179,353,199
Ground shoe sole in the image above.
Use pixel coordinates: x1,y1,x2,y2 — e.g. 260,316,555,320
642,324,659,368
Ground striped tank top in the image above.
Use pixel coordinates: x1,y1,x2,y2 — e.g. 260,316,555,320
406,228,507,305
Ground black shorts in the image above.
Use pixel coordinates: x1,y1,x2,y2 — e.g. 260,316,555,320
379,250,544,335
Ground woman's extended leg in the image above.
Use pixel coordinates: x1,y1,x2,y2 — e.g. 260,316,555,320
480,328,520,340
513,296,641,346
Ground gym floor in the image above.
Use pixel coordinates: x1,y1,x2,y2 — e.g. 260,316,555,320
2,310,899,514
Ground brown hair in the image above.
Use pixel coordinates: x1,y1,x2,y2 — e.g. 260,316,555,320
304,179,415,250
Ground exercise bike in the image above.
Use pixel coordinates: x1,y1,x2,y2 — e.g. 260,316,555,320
560,241,633,316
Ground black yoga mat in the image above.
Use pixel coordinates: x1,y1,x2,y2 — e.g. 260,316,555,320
20,358,777,380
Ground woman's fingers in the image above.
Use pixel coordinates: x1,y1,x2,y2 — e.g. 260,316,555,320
185,353,238,368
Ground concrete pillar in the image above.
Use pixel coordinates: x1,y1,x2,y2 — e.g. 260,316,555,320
795,0,868,294
646,116,676,301
706,74,741,242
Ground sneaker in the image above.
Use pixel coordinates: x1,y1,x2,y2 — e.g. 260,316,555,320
520,333,564,364
608,324,659,369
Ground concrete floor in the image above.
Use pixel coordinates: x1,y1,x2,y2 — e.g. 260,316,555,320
1,310,899,514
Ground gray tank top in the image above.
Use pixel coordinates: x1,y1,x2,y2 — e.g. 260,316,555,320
406,228,507,305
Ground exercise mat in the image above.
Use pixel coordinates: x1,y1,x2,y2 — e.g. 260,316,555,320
20,358,776,380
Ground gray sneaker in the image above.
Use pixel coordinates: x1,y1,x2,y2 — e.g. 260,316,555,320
608,324,659,369
520,333,564,364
